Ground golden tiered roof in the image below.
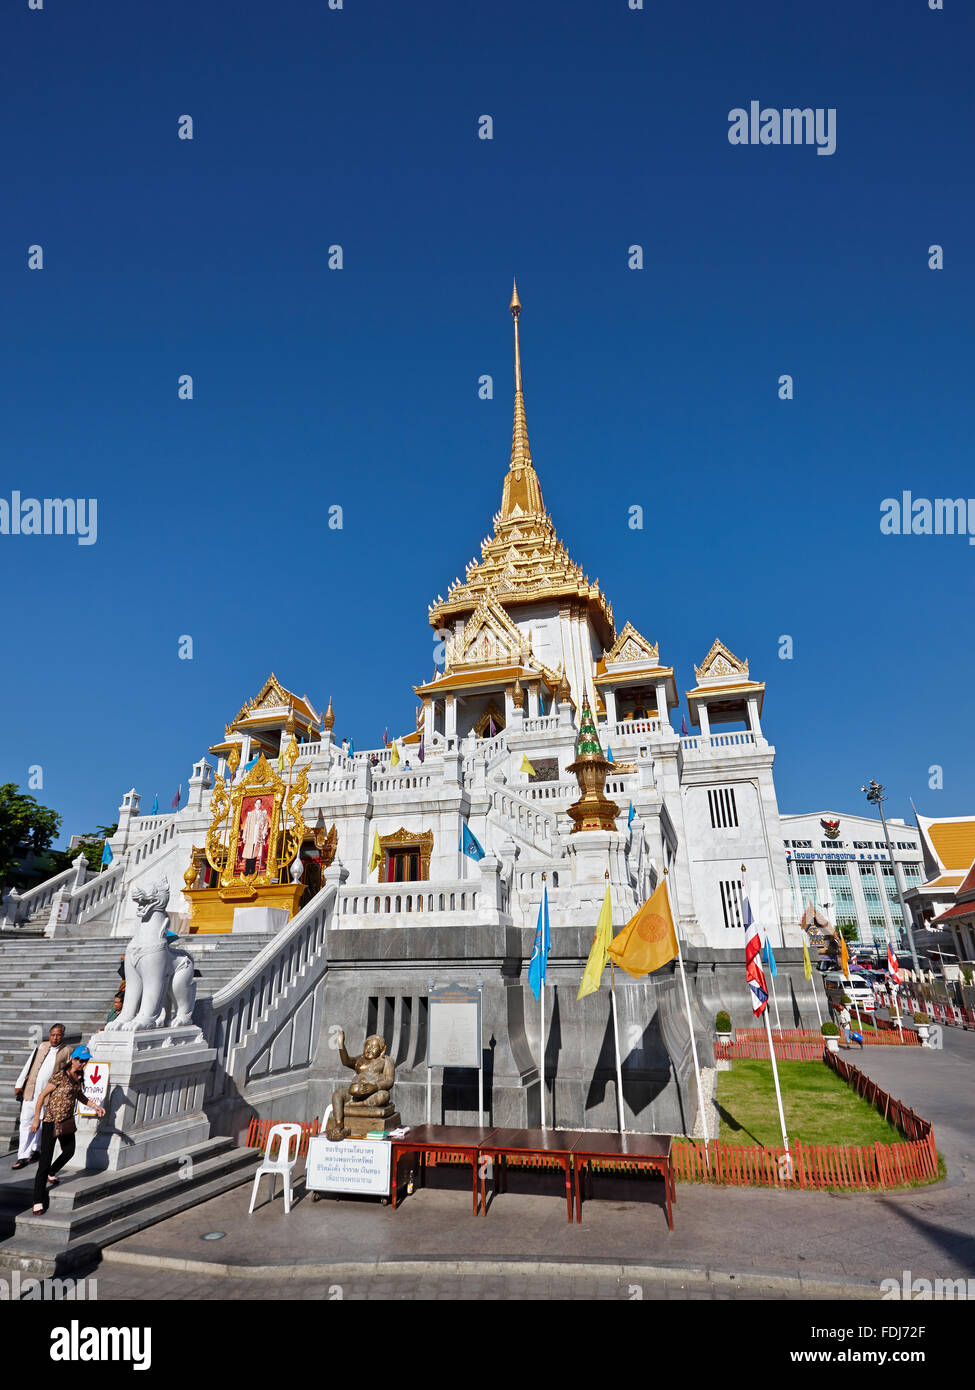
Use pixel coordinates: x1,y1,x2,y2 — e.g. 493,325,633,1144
428,283,615,648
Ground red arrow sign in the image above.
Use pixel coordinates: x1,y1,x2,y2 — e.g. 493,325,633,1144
89,1066,101,1086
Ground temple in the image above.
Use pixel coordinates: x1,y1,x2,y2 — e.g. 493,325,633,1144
2,285,802,1138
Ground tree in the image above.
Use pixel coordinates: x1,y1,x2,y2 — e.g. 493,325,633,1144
0,784,62,890
61,825,118,874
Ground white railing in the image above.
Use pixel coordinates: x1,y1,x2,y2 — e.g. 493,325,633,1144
202,885,335,1101
2,865,75,925
522,715,559,733
338,883,480,919
295,741,322,759
71,861,126,924
371,773,433,793
488,783,556,852
524,780,576,801
611,718,661,737
130,817,179,866
309,775,360,794
681,731,755,751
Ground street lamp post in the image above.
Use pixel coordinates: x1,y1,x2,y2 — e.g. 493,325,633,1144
861,780,920,972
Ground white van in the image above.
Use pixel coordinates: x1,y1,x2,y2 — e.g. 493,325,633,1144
823,972,876,1011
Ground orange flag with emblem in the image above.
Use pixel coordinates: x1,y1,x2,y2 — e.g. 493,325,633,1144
607,879,679,979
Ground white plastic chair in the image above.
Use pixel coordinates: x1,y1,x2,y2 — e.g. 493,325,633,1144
248,1123,302,1215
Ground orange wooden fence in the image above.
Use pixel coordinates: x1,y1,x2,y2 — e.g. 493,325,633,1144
673,1133,937,1189
244,1116,320,1155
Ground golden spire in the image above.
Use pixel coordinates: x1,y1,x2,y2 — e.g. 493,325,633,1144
501,279,545,520
323,695,335,731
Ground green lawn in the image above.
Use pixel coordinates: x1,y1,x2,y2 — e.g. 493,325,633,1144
716,1060,904,1148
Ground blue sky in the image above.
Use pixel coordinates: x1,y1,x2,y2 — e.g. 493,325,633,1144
2,0,972,843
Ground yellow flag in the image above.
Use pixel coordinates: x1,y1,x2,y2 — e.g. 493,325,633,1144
607,879,678,980
802,937,812,981
369,830,382,874
577,886,613,1000
390,741,401,767
277,750,284,773
839,932,850,979
520,755,536,775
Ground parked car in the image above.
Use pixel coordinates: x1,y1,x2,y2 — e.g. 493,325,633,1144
823,972,876,1011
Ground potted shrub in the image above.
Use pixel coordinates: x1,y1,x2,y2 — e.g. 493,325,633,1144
913,1010,931,1043
821,1020,840,1053
715,1010,733,1043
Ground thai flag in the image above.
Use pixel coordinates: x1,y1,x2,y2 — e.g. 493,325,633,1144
887,943,900,984
743,895,768,1017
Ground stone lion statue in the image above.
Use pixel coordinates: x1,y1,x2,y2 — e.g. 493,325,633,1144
102,880,198,1032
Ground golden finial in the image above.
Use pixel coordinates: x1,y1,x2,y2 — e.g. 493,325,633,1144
501,278,544,519
323,695,335,731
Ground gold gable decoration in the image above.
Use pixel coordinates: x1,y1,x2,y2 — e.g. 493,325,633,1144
448,599,529,673
694,638,749,684
604,621,659,665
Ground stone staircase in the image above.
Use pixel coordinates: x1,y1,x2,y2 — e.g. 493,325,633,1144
0,933,269,1273
0,936,260,1155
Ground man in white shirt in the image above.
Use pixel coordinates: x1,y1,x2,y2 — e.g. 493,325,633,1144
12,1024,71,1168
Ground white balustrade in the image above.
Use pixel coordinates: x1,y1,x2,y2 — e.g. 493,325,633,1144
521,715,559,733
612,719,661,737
338,882,479,920
203,886,335,1101
680,731,755,752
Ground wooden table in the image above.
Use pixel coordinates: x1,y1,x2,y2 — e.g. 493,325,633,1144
565,1131,675,1229
389,1125,498,1215
478,1128,578,1222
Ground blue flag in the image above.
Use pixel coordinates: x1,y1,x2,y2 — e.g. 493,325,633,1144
627,801,635,828
460,823,485,860
151,794,159,815
349,739,355,757
762,936,778,979
528,886,550,1000
539,694,545,716
100,841,113,867
607,746,615,764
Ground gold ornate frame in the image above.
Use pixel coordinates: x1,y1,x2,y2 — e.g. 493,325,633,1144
378,827,433,883
204,752,309,893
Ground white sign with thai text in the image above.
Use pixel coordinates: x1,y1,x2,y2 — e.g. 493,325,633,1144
304,1136,391,1196
78,1060,109,1117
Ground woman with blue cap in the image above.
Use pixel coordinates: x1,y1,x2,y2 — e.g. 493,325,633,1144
28,1046,105,1215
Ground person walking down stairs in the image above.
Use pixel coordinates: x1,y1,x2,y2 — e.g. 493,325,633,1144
11,1024,72,1170
29,1047,105,1215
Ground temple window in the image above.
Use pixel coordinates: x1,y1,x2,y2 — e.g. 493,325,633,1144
385,850,421,882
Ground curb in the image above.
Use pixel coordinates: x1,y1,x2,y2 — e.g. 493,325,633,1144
101,1247,884,1297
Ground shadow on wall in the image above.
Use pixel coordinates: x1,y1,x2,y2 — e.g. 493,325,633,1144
584,1003,671,1122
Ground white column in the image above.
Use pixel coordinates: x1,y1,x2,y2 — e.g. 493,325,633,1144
697,703,711,740
603,686,617,729
528,684,539,718
445,694,457,742
746,696,762,739
655,682,669,730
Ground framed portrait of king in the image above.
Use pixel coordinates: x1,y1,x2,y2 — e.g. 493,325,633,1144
234,792,275,877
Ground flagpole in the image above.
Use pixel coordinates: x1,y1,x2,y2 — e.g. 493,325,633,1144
809,956,823,1028
744,866,789,1167
540,874,547,1130
765,938,783,1033
605,873,626,1133
609,962,625,1134
664,866,711,1169
763,1006,791,1164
